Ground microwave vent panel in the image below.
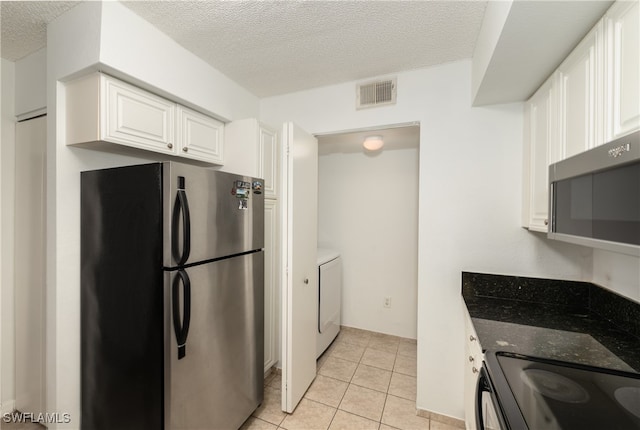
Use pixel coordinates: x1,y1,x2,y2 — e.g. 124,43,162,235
356,78,397,109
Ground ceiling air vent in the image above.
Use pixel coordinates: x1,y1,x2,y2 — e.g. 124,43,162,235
356,78,397,109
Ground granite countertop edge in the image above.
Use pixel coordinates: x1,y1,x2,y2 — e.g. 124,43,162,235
462,272,640,373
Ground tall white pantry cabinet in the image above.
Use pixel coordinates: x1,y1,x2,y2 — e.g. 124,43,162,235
522,0,640,232
224,119,281,372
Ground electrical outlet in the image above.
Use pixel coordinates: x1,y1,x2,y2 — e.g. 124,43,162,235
384,296,392,308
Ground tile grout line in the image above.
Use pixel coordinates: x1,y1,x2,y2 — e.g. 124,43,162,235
276,328,420,430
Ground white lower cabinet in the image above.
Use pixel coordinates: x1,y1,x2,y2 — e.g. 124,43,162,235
66,72,225,165
463,307,483,430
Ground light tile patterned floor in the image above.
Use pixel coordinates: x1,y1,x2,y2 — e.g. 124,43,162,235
246,327,464,430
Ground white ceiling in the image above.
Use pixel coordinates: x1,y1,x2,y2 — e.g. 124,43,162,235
0,0,615,102
0,1,80,61
1,0,487,98
120,1,488,97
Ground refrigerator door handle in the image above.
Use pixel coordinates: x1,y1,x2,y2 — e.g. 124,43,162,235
172,269,191,359
172,188,191,266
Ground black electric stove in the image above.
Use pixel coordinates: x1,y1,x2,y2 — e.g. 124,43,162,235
484,351,640,430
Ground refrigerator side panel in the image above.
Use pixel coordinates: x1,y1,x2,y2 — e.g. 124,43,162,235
81,163,165,429
166,251,264,429
163,163,264,267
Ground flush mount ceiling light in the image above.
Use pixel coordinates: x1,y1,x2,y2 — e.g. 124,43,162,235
363,135,384,151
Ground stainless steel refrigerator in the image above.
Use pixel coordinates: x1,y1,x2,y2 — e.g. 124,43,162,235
81,162,264,429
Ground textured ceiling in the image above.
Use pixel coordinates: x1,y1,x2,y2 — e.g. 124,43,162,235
0,1,487,98
0,1,80,61
121,1,488,97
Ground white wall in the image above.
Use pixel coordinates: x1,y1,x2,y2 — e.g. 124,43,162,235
15,48,47,119
318,146,418,339
592,250,640,302
1,58,16,414
260,60,592,420
99,2,258,121
471,0,512,103
45,2,260,427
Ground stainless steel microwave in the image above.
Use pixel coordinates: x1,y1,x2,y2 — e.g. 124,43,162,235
548,130,639,256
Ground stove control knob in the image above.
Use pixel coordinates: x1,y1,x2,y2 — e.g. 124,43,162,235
472,367,479,374
469,335,477,342
468,355,474,362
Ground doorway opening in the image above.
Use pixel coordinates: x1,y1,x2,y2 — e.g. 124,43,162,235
315,122,420,340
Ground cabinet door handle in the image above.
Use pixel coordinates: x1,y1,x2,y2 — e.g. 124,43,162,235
544,219,549,226
469,335,477,342
167,143,173,149
304,278,309,284
183,146,189,152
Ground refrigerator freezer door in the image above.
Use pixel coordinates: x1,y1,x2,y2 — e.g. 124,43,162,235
165,251,264,429
163,163,264,268
81,163,165,429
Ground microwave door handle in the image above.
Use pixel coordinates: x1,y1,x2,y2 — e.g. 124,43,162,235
172,269,191,359
171,188,191,266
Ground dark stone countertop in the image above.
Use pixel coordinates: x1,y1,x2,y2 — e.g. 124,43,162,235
462,272,640,373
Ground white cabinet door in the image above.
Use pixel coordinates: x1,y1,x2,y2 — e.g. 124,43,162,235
66,72,226,166
104,75,177,155
523,77,556,232
177,106,224,164
225,119,279,196
557,22,603,159
463,306,483,430
605,0,640,140
258,124,279,199
264,199,279,372
281,122,318,413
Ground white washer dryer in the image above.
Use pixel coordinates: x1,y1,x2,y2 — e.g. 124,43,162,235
316,248,342,358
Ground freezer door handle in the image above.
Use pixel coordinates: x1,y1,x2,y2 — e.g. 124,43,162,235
172,269,191,359
171,186,191,266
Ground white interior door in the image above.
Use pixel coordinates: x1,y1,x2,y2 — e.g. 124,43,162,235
14,116,46,416
281,122,318,413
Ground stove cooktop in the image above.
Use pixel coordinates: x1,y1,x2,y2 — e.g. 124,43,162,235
489,352,640,430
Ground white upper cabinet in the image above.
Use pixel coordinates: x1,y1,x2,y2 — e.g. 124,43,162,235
604,0,640,140
523,76,557,232
66,72,225,165
257,124,279,199
522,0,639,230
225,118,280,199
177,106,224,164
557,21,603,159
104,76,177,154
